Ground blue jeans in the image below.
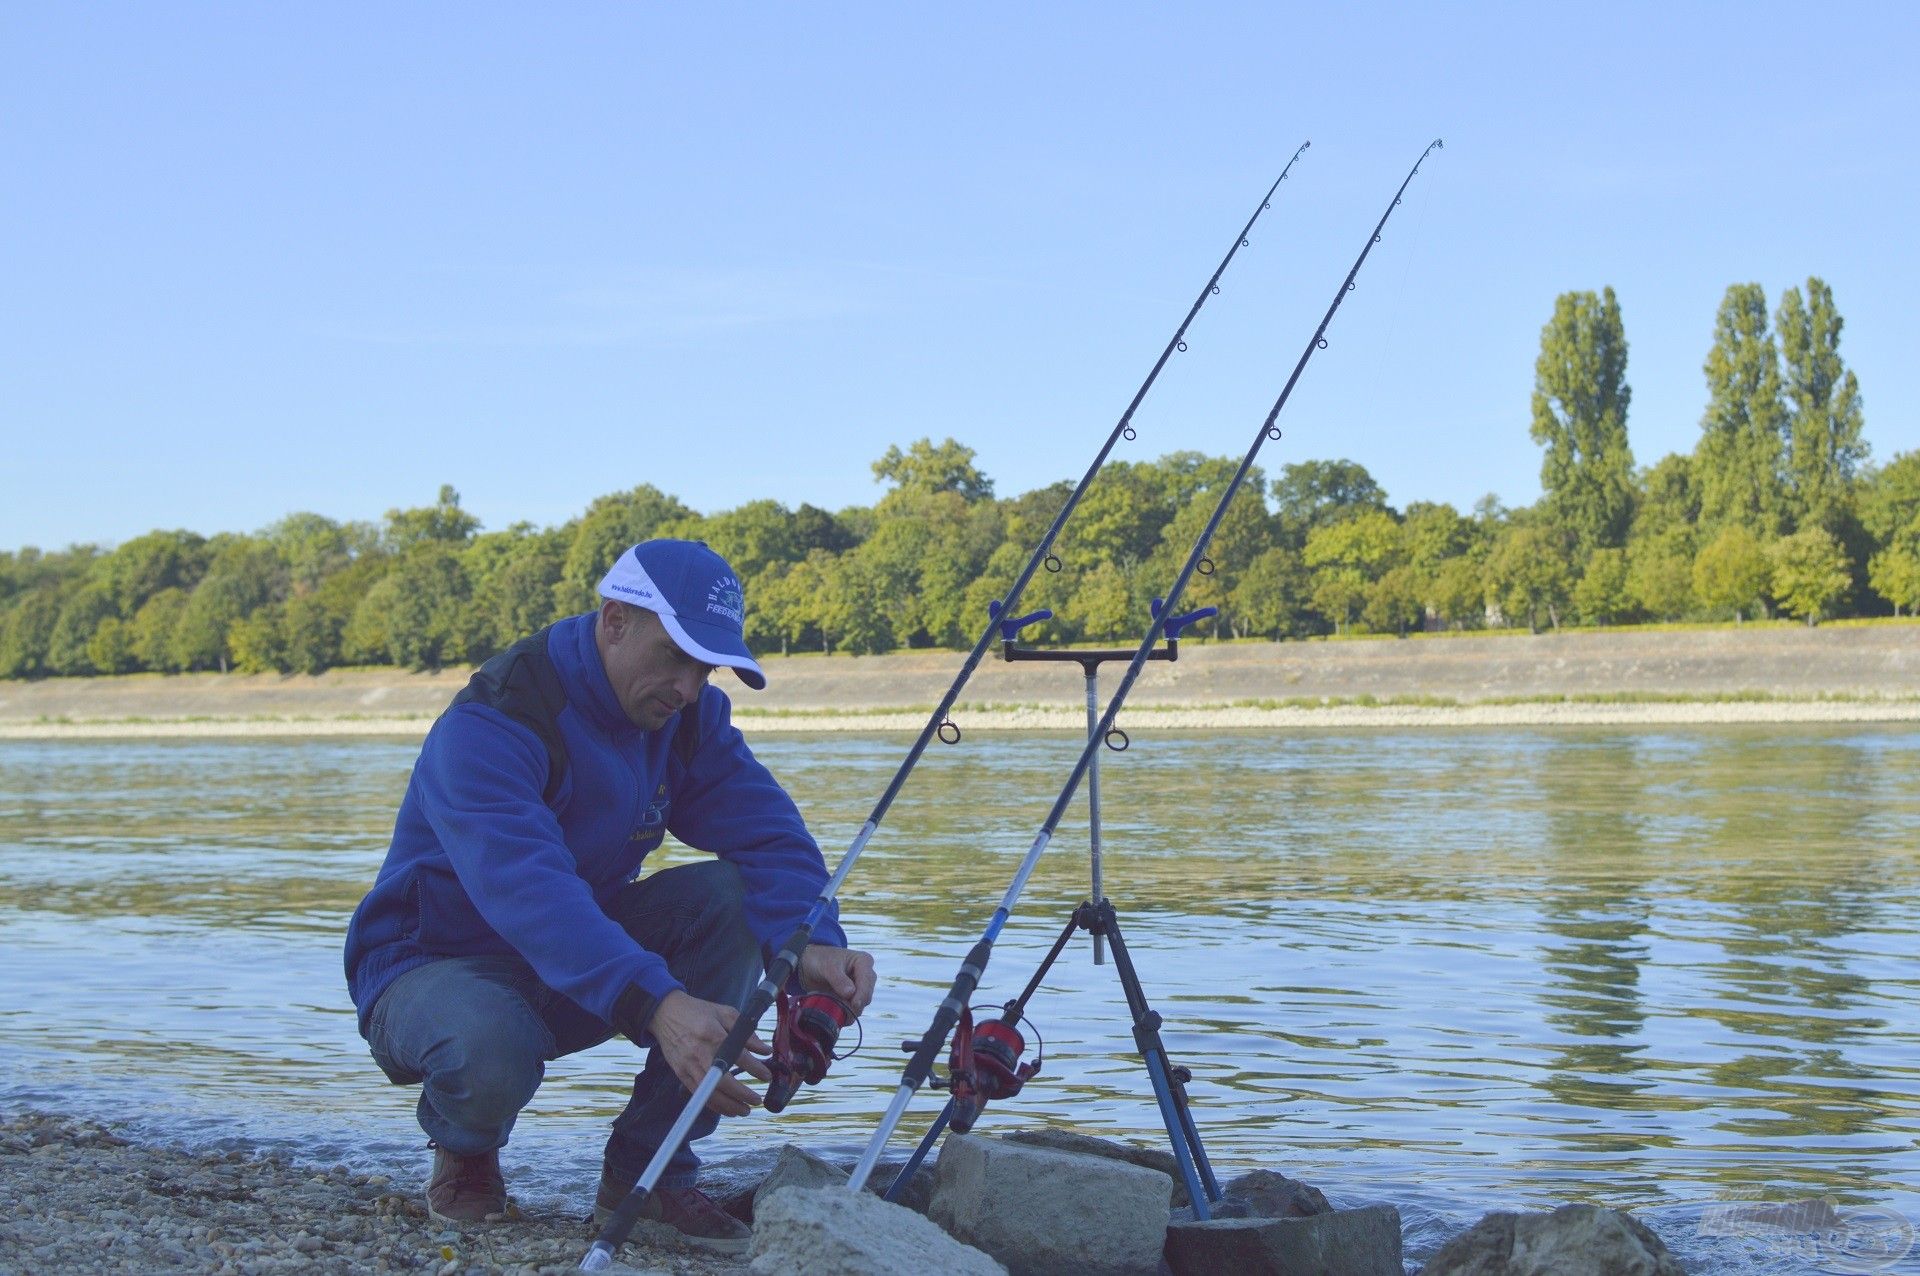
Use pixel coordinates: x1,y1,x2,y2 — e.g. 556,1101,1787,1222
365,859,761,1189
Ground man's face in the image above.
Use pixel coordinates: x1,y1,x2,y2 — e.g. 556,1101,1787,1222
595,602,714,730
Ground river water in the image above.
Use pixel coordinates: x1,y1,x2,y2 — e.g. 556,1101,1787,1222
2,725,1917,1272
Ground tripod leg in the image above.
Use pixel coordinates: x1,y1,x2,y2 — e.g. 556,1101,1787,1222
1100,908,1224,1213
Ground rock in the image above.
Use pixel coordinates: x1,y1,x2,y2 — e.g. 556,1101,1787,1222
1223,1169,1333,1219
1002,1128,1190,1206
748,1184,1005,1276
1421,1204,1686,1275
1165,1203,1401,1275
701,1145,789,1223
750,1145,849,1218
928,1132,1172,1276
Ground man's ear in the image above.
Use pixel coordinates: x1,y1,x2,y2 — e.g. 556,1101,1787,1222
598,598,629,640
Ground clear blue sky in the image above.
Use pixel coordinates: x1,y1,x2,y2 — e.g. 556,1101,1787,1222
4,3,1915,550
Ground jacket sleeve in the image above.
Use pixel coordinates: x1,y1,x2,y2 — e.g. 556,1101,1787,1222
414,704,685,1030
667,692,849,952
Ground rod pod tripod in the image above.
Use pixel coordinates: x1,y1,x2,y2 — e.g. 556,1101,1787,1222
883,603,1227,1217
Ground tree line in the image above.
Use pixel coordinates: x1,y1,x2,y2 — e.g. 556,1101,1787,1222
4,276,1917,679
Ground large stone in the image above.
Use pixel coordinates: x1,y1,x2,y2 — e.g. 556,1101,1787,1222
928,1132,1173,1276
748,1184,1005,1276
1224,1169,1333,1219
701,1145,787,1223
1421,1204,1686,1275
750,1144,848,1217
1165,1203,1401,1275
1002,1128,1190,1206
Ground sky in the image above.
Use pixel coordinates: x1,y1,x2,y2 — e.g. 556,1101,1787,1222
4,3,1916,550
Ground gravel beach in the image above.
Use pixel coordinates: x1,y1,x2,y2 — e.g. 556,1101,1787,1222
0,1112,742,1276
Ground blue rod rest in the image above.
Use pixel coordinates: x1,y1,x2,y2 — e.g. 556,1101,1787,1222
989,599,1053,642
1151,597,1217,640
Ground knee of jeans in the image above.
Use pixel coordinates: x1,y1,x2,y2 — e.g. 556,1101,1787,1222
431,1040,544,1131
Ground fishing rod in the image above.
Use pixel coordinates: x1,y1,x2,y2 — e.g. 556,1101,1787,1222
579,146,1310,1270
845,138,1446,1196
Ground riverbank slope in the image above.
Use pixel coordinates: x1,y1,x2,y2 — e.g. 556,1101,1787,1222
2,623,1915,738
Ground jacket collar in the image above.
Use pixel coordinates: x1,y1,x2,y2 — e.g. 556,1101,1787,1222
548,612,636,737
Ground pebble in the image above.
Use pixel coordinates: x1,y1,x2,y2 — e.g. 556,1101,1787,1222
0,1109,747,1275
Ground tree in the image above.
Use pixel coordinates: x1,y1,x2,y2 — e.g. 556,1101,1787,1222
791,503,856,556
86,616,136,674
1401,502,1475,576
1530,288,1635,556
465,527,565,658
1428,557,1486,630
384,485,481,552
1571,548,1632,625
266,513,377,593
1777,278,1867,532
378,544,475,669
1061,562,1136,642
0,588,63,677
1056,462,1177,570
281,594,342,674
46,583,117,675
1696,284,1789,538
1363,566,1423,636
556,485,695,614
130,588,189,671
1483,524,1574,632
871,438,994,502
819,554,892,655
169,538,288,672
699,500,801,580
1691,526,1771,622
96,530,208,616
1858,451,1920,548
1146,462,1274,638
1304,510,1402,633
1626,530,1695,620
1272,458,1389,547
1231,547,1306,639
1867,516,1920,615
1769,527,1850,625
1631,453,1699,542
228,603,289,674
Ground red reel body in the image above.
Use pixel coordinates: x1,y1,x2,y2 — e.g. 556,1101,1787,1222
764,990,853,1113
947,1006,1041,1133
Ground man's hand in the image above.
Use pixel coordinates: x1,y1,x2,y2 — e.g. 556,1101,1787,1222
798,945,877,1016
646,990,771,1118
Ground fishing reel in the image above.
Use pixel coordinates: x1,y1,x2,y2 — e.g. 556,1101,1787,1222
932,1002,1042,1133
764,989,860,1113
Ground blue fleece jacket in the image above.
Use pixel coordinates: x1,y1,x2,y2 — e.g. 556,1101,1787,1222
343,612,845,1038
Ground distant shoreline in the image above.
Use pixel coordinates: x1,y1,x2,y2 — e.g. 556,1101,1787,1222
4,624,1917,739
4,696,1918,740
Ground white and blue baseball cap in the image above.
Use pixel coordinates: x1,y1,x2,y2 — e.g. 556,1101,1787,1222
596,539,766,690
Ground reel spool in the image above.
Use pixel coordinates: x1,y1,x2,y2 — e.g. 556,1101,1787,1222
764,989,857,1113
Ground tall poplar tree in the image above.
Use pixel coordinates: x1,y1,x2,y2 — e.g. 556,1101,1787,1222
1530,288,1635,557
1696,284,1789,537
1776,277,1866,531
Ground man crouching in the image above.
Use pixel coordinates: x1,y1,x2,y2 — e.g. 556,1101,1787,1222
344,538,876,1253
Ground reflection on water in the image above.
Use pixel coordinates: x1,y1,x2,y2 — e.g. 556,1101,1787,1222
3,726,1918,1270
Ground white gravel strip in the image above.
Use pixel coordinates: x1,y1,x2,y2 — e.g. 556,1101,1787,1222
0,1112,733,1275
3,699,1919,741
